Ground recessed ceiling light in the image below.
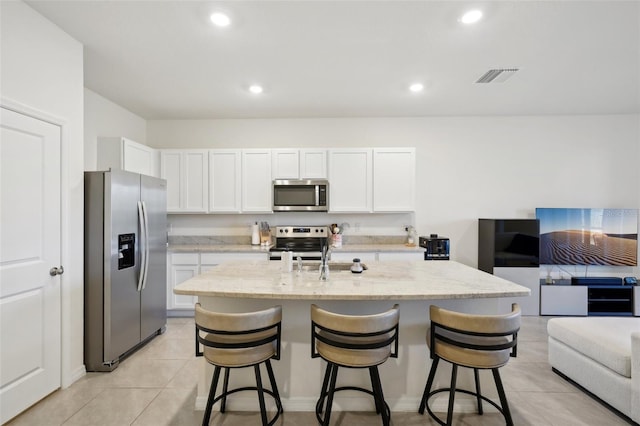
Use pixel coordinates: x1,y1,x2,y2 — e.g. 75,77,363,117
460,10,483,24
248,85,264,94
409,83,424,93
210,12,231,27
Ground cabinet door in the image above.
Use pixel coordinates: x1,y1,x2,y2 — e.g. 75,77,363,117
183,150,209,212
330,251,377,263
377,252,424,261
300,149,327,178
373,148,415,212
161,150,208,213
122,138,156,177
97,137,158,177
328,149,372,212
209,150,241,213
272,149,299,179
200,252,268,271
242,149,273,212
160,150,182,212
540,285,588,316
168,264,199,310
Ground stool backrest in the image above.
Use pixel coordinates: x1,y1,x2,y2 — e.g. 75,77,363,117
429,303,520,360
311,304,400,359
195,303,282,360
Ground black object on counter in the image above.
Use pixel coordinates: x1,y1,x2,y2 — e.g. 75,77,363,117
420,236,450,261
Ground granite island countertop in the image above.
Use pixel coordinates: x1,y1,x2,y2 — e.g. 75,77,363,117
173,259,530,301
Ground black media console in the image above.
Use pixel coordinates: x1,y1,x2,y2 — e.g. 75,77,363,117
571,277,635,316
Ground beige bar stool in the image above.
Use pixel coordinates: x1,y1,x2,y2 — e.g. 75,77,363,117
418,303,521,426
310,304,400,426
195,303,283,426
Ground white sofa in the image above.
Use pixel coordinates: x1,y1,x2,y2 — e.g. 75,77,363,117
547,317,640,424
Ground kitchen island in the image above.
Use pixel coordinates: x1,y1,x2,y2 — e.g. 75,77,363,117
174,259,530,413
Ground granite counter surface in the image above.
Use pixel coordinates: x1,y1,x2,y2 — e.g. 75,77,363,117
173,259,530,301
168,243,424,253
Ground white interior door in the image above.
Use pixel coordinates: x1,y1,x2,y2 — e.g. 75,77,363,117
0,107,62,423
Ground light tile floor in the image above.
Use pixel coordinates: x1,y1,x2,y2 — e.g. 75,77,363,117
6,316,630,426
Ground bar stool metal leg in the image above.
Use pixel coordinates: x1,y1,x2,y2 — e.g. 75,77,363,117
265,360,283,414
317,362,332,416
474,368,483,415
493,368,514,426
254,364,269,426
322,363,339,426
370,366,390,426
203,366,222,426
220,367,230,413
369,367,383,415
446,364,458,425
418,356,439,414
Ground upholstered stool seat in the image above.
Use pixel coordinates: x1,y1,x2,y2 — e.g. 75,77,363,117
418,304,520,426
195,303,283,426
311,304,400,426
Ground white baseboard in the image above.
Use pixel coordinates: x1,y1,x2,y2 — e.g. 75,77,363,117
194,393,500,413
62,365,86,388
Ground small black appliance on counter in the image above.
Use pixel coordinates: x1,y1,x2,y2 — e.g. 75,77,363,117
420,234,450,260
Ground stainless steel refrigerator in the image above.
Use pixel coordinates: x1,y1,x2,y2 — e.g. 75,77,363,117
84,169,167,371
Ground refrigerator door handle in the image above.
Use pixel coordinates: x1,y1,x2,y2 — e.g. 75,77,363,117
137,201,147,292
141,201,150,290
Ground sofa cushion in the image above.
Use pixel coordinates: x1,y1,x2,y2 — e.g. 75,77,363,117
547,317,639,378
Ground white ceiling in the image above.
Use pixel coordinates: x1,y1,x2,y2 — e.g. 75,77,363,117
25,1,640,120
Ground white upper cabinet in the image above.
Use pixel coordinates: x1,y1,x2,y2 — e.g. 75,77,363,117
373,147,415,212
160,149,209,213
209,149,241,213
272,149,299,179
242,149,273,213
300,149,327,178
328,148,372,212
272,148,327,179
97,137,159,177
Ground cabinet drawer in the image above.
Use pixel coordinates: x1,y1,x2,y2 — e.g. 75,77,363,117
171,253,199,265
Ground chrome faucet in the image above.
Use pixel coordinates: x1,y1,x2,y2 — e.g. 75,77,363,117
319,243,331,281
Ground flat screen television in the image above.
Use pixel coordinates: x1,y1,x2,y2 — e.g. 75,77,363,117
535,208,638,266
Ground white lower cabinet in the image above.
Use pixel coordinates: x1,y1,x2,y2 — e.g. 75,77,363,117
377,251,424,261
540,285,588,316
168,252,269,314
331,251,422,263
168,253,200,311
200,252,267,271
330,251,377,263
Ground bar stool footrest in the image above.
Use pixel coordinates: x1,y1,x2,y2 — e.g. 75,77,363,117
315,386,390,424
424,388,506,426
211,386,283,426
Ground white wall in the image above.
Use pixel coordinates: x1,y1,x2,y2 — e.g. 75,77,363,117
1,1,85,386
84,88,147,170
148,114,640,272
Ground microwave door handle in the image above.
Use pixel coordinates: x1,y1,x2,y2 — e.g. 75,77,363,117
315,185,319,206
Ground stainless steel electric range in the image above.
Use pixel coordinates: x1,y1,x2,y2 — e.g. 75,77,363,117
268,226,329,261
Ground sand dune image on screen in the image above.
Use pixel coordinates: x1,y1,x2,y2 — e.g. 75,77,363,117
540,230,637,266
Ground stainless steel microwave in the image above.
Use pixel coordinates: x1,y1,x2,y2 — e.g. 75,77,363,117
272,179,329,212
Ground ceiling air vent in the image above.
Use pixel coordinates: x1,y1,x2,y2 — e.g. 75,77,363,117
475,68,519,83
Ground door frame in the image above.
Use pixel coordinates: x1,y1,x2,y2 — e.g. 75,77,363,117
1,97,78,388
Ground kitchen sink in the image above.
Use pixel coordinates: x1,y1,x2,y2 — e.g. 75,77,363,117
299,261,367,272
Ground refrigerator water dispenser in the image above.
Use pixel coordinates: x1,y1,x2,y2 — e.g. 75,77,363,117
118,233,135,269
